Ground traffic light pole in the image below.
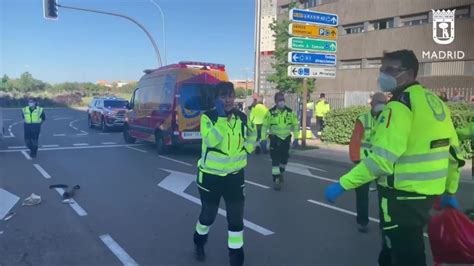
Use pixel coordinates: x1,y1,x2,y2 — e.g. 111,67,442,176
57,4,163,67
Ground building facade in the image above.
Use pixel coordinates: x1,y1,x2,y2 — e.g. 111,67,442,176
274,0,474,101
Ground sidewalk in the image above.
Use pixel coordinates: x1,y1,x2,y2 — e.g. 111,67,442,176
292,139,473,183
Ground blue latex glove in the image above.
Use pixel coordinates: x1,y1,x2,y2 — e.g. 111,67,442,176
440,194,460,209
325,183,345,203
215,99,226,117
292,139,298,148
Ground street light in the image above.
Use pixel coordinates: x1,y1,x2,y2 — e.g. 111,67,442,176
149,0,167,65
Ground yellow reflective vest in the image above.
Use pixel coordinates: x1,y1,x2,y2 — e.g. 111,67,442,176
23,106,44,124
249,103,268,125
262,106,299,140
315,100,330,117
340,84,463,195
198,109,257,176
357,112,376,159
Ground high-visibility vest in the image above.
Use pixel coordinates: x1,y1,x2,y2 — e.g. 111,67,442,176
23,106,43,124
357,112,376,159
263,106,299,140
306,101,315,113
250,103,268,125
198,110,257,176
340,84,463,195
315,100,330,117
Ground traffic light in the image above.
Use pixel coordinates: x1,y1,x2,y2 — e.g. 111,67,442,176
43,0,58,20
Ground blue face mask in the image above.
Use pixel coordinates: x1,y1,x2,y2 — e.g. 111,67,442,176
377,72,398,92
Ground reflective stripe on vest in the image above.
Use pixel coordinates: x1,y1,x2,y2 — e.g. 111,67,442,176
23,107,43,124
268,109,295,139
358,112,375,159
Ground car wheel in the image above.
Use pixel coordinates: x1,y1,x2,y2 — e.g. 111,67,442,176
88,115,94,129
123,126,136,144
155,133,168,155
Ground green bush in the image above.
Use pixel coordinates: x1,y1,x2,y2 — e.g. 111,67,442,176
321,105,369,144
322,102,472,159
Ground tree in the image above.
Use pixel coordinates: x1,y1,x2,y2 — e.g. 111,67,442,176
266,2,314,94
235,87,246,99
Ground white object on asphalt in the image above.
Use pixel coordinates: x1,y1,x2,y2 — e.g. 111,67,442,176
22,193,42,206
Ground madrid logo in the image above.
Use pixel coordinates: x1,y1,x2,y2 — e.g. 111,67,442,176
432,9,455,45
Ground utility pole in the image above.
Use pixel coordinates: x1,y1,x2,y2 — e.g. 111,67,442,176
254,0,261,95
149,0,167,65
301,78,308,147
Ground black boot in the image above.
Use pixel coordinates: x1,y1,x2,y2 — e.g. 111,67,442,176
193,232,207,262
229,248,244,266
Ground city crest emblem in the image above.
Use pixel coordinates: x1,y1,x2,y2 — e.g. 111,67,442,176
432,9,455,45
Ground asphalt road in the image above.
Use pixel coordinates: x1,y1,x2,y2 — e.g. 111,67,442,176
1,108,473,266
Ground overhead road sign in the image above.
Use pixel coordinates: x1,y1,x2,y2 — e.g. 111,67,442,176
288,52,337,66
290,9,338,26
288,37,336,53
289,23,337,40
288,66,336,79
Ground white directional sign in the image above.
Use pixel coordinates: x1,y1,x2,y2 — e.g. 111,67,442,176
157,169,274,236
287,65,336,79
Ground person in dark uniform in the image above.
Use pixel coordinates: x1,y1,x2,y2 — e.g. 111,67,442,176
22,99,46,158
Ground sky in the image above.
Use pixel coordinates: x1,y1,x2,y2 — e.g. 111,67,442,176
0,0,256,84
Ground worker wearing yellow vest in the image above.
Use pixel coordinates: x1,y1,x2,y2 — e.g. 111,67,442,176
262,92,299,190
249,100,268,154
325,50,464,266
315,93,330,138
349,92,387,233
22,99,46,158
193,82,257,266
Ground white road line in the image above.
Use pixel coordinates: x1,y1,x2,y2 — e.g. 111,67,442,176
0,144,146,153
54,117,72,121
126,146,148,153
245,180,270,189
102,142,117,145
158,155,193,167
307,199,428,238
73,143,89,146
99,234,139,266
53,134,67,137
33,164,51,179
99,133,110,135
42,144,60,148
8,146,27,149
4,135,14,138
54,188,88,216
6,121,22,138
72,127,78,130
21,150,32,160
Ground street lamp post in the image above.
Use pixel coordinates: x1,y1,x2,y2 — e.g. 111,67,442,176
149,0,167,65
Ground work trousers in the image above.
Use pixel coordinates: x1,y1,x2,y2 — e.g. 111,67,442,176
315,116,325,136
355,182,370,226
269,135,290,180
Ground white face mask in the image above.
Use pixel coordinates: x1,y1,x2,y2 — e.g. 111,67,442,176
377,71,406,92
372,103,385,114
277,101,285,109
28,102,36,108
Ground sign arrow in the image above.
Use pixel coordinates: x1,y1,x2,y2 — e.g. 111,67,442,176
292,68,298,75
158,169,274,236
0,188,19,220
292,54,298,62
284,163,337,183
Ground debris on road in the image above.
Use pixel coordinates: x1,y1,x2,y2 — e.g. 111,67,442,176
22,193,42,206
62,199,74,204
4,212,16,221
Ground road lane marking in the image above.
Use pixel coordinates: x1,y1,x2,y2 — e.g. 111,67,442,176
42,145,60,148
158,155,193,166
33,164,51,179
21,150,32,160
53,134,67,137
69,118,87,135
99,133,110,135
54,117,72,121
54,188,88,216
99,234,139,266
76,130,89,136
0,188,20,220
102,142,117,145
245,180,270,189
307,199,428,238
8,146,27,149
0,144,146,153
6,121,22,138
73,143,89,146
126,146,148,153
158,169,274,236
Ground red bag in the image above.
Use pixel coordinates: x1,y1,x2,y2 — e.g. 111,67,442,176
428,207,474,265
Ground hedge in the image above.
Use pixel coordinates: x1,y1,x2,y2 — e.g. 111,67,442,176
321,102,472,159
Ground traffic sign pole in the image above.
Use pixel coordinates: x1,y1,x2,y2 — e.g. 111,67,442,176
301,77,308,147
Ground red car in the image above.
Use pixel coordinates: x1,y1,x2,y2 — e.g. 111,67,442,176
87,97,128,132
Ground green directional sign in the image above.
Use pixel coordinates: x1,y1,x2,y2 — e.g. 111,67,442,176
288,37,337,53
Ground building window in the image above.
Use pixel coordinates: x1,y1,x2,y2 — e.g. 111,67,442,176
339,59,362,69
344,24,364,34
418,61,473,77
400,13,428,26
453,6,470,19
368,18,394,31
366,58,382,68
